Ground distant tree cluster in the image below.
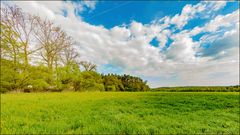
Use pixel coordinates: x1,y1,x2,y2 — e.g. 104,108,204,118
102,74,150,92
151,86,240,92
0,5,150,93
1,58,149,93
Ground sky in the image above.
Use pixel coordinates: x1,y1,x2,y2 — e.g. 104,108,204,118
2,0,239,87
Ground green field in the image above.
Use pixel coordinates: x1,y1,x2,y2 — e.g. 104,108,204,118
1,92,239,134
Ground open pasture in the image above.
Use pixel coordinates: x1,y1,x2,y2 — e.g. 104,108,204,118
1,92,239,134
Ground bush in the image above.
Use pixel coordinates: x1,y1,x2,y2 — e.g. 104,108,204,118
30,79,49,92
105,85,116,91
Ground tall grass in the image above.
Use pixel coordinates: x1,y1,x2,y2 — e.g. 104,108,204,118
1,92,239,134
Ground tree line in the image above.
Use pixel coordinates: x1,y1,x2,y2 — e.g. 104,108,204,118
0,5,150,93
151,86,240,92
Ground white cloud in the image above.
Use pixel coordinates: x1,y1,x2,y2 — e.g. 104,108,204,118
166,34,199,62
156,29,171,48
170,1,226,29
2,1,239,87
200,27,239,60
2,1,97,20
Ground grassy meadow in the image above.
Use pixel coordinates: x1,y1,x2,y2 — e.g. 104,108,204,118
1,92,239,134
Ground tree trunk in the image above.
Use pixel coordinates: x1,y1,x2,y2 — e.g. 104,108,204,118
24,44,28,66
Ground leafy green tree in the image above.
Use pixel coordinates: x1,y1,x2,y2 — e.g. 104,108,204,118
0,59,30,92
0,21,22,65
102,74,150,92
56,62,81,91
80,71,104,91
103,74,124,91
27,64,51,92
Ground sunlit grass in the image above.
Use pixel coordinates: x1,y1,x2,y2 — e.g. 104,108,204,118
1,92,239,134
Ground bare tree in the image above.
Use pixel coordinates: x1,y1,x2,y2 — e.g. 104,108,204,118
34,17,72,71
79,61,97,71
1,6,39,66
59,37,79,66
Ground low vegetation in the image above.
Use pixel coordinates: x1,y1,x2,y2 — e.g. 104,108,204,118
1,92,239,134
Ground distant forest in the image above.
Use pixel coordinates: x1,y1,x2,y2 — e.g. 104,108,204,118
0,5,149,93
152,86,240,92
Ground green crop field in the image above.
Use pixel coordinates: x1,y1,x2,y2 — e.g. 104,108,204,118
1,92,239,134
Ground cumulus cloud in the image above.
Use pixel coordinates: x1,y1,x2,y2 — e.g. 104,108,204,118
170,1,226,29
2,1,239,87
166,34,199,62
200,28,239,60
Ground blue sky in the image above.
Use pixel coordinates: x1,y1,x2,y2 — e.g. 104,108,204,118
80,1,238,29
4,1,239,87
81,1,199,28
